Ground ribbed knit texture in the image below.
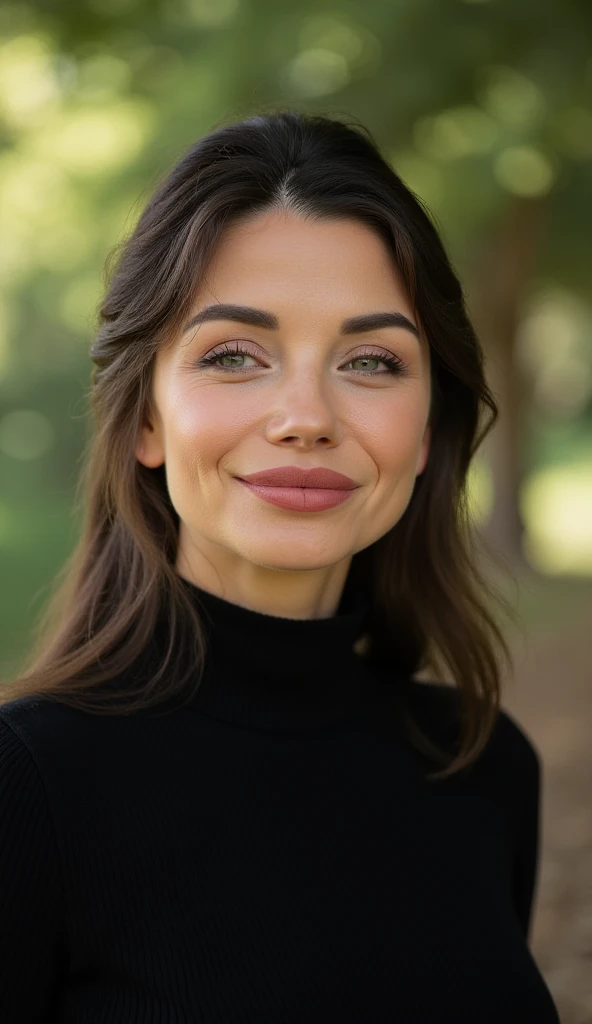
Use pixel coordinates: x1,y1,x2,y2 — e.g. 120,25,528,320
0,574,560,1022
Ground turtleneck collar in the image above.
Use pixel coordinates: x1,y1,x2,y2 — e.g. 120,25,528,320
170,571,391,730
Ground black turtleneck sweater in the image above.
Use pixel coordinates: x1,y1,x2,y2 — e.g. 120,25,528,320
0,576,560,1022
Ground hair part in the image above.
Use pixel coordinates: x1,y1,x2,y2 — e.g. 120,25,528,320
0,107,517,781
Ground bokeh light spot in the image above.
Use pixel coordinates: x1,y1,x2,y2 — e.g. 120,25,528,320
77,54,132,101
494,146,555,197
166,0,240,28
31,101,155,176
522,464,592,575
286,48,350,98
414,106,498,161
0,34,61,130
477,66,545,129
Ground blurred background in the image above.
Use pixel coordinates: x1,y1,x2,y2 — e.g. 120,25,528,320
0,0,591,1017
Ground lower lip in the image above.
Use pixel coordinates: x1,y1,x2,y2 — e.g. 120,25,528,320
236,479,356,511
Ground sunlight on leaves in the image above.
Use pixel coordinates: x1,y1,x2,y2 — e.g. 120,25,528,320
298,14,380,72
88,0,141,13
522,464,592,575
29,100,155,176
285,48,350,98
477,66,546,129
413,106,498,161
0,155,69,219
494,146,555,197
77,54,132,101
0,152,93,281
166,0,240,29
0,34,61,130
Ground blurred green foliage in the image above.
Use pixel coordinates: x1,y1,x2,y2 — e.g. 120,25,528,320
1,0,592,675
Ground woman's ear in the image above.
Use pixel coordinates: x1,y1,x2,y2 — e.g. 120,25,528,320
416,424,430,477
135,416,165,469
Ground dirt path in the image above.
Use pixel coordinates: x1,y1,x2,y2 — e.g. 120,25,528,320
503,594,592,1023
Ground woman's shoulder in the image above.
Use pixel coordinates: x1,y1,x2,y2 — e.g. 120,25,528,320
402,679,541,775
0,693,90,740
0,692,142,775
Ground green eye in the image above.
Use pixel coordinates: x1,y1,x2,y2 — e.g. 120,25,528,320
197,343,407,376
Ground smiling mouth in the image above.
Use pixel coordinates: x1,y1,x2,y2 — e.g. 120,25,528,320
236,479,356,512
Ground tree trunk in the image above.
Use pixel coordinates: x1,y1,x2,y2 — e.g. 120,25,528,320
468,195,547,571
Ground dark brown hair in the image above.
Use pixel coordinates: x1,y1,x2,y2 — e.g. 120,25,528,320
0,108,515,781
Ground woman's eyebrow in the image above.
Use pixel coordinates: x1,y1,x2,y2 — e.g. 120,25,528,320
183,304,420,340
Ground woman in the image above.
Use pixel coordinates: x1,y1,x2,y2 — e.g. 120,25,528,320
0,110,560,1022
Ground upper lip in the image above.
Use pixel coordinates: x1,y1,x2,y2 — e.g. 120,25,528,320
237,466,358,489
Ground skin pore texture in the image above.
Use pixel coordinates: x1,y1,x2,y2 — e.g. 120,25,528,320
135,208,432,621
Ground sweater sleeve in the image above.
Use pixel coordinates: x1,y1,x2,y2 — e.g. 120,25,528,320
510,728,543,944
0,712,69,1022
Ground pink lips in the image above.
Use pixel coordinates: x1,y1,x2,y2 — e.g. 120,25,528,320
235,465,358,512
238,466,357,489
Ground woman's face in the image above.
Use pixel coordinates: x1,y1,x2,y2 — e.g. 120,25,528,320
136,208,431,606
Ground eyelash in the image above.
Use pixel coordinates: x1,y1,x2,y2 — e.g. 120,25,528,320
196,342,407,376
